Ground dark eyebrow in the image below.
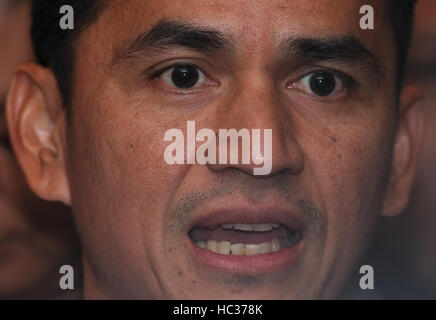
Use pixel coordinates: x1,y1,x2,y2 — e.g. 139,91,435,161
280,36,383,78
114,19,234,63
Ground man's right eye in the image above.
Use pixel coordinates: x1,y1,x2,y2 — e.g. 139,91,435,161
158,64,208,90
305,71,339,97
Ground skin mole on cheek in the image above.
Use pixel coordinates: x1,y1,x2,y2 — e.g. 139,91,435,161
178,270,182,276
330,136,337,143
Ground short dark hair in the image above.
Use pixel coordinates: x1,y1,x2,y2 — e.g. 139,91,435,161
386,0,418,94
31,0,106,109
31,0,417,109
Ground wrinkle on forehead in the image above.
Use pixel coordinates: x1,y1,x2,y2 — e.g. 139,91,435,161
102,0,386,44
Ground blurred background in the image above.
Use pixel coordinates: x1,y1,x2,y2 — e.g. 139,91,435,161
0,0,81,299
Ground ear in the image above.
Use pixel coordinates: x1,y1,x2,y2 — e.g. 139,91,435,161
6,62,71,205
381,85,424,217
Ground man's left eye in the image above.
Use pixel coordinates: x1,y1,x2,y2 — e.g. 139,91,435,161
290,70,346,97
161,65,208,90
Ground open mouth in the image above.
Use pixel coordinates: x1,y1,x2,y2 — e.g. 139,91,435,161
189,223,301,256
186,207,305,274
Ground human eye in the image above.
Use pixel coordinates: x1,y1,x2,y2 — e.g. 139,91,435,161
287,69,356,100
150,63,218,94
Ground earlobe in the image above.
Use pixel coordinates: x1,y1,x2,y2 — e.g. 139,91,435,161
382,86,424,217
6,63,71,205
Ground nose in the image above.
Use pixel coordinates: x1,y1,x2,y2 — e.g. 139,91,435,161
207,71,304,177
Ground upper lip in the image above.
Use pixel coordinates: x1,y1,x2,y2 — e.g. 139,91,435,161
187,203,307,234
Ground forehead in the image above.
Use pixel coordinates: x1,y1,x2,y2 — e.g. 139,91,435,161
108,0,368,32
85,0,392,56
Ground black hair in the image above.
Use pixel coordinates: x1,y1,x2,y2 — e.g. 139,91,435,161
31,0,106,108
387,0,418,93
31,0,417,108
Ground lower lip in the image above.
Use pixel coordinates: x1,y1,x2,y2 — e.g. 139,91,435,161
188,239,303,276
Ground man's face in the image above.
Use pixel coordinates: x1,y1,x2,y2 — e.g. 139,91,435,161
58,0,405,299
0,1,78,298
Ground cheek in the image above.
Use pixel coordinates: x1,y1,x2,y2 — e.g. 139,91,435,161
66,101,187,281
304,123,393,268
296,125,393,298
325,133,391,222
304,122,392,212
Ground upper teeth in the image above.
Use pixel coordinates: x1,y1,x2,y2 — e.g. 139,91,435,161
196,239,282,255
221,223,280,232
